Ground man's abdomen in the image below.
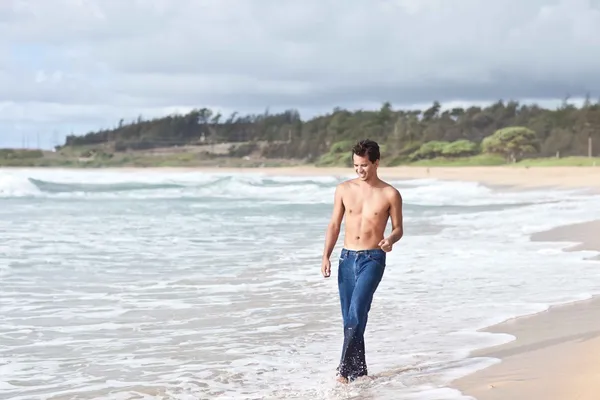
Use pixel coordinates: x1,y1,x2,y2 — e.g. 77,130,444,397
342,217,387,250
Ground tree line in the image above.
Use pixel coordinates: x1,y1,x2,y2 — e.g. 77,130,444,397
60,96,600,165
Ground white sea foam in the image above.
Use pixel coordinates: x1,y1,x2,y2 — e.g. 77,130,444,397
1,168,599,399
0,172,42,196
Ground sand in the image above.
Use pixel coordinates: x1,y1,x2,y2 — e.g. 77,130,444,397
451,219,600,400
531,220,600,261
452,296,600,400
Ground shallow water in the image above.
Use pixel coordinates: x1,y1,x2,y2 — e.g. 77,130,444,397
1,168,600,400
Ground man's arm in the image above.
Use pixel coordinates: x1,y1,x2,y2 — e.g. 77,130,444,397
322,184,345,259
386,188,403,244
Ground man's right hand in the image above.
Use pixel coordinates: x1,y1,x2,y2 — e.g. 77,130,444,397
321,257,331,278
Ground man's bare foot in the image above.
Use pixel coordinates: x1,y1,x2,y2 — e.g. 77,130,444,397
336,375,349,384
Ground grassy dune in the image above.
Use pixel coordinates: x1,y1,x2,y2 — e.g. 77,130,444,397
1,147,598,169
0,148,305,168
409,156,600,167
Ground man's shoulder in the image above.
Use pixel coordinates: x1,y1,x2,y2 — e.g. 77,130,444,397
376,178,396,190
336,178,357,190
379,181,402,199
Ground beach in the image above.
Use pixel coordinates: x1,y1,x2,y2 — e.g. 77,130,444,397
1,165,600,399
451,219,600,400
531,220,600,261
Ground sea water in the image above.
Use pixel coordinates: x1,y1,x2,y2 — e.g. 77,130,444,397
1,168,600,400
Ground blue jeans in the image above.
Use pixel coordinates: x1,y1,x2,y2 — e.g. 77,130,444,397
337,248,386,381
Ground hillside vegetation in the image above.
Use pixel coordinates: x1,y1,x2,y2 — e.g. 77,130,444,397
3,97,600,167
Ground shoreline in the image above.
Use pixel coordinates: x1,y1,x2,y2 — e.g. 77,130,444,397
3,165,600,191
450,219,600,400
530,220,600,261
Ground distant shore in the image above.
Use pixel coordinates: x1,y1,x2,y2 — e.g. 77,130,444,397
451,219,600,400
155,165,600,191
1,145,599,170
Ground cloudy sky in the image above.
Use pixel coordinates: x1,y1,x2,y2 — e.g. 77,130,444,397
1,0,600,148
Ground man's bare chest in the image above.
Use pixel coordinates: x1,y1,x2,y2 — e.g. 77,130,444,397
344,196,389,218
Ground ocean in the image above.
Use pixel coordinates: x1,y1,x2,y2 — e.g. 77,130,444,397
1,168,600,400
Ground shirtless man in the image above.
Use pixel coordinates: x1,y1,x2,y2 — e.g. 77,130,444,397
321,139,403,384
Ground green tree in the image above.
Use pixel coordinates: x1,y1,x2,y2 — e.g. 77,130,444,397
482,126,540,162
58,97,600,164
441,140,479,157
409,141,449,160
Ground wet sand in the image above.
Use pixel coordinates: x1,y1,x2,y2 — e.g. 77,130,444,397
452,219,600,400
531,220,600,261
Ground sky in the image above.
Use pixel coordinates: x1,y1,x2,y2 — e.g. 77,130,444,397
1,0,600,149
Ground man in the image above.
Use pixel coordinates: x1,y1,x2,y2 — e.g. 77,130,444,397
321,139,403,384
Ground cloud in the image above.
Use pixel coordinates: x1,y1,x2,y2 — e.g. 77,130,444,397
1,0,600,147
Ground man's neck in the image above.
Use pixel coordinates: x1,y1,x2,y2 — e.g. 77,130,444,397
358,176,380,186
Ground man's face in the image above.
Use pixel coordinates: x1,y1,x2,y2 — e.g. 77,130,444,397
353,154,378,180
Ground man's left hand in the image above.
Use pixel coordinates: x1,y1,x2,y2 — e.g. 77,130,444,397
378,238,392,252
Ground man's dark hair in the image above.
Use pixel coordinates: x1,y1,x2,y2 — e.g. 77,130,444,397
351,139,380,163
